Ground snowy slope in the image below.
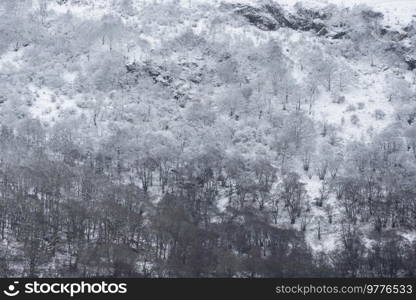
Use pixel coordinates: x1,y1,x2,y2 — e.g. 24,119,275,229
2,0,415,260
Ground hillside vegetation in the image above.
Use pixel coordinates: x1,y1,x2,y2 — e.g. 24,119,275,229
0,0,416,277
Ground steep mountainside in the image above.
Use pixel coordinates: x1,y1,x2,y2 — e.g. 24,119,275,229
0,0,416,277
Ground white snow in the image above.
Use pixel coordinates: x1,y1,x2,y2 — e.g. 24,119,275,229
9,0,415,259
312,65,396,142
0,50,23,74
28,85,80,124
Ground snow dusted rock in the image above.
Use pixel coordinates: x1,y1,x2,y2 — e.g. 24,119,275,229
228,3,281,31
1,0,416,278
404,55,416,70
227,2,327,32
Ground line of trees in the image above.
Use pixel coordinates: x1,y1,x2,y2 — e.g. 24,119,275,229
0,119,414,277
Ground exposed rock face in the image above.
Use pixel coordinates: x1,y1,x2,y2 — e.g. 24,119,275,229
125,60,206,106
402,24,416,70
404,55,416,70
263,4,293,29
331,31,347,39
227,2,327,33
227,2,415,71
125,62,173,86
231,4,280,31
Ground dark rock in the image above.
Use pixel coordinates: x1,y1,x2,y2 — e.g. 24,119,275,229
404,55,416,70
233,4,278,31
125,62,173,86
230,2,329,34
143,64,161,78
317,27,329,36
218,52,232,62
264,4,293,28
361,9,383,20
125,62,140,73
190,74,202,84
332,31,347,39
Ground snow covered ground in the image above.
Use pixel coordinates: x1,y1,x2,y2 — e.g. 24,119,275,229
1,0,415,272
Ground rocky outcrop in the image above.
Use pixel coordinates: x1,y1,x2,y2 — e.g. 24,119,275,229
125,60,206,106
125,62,173,86
226,2,328,33
404,54,416,70
230,4,280,31
227,2,416,71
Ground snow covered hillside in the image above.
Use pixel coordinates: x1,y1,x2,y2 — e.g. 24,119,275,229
0,0,416,278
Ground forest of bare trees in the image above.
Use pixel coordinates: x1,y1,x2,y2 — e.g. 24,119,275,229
0,0,416,277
